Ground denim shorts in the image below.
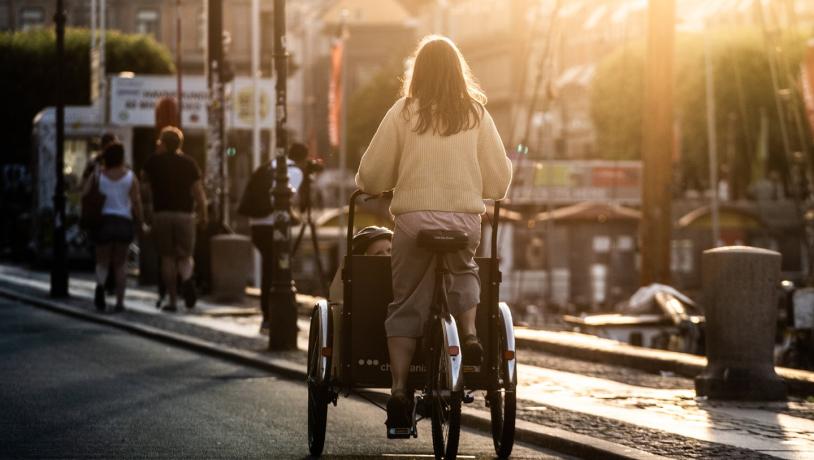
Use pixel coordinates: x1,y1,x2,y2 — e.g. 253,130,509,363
94,215,134,245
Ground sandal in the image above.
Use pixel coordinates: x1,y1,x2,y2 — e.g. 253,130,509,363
385,389,414,439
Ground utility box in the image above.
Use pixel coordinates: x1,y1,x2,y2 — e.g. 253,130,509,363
210,233,252,302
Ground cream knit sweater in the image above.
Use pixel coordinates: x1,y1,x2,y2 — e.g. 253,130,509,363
355,97,512,215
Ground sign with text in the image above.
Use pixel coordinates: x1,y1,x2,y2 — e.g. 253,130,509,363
509,160,642,205
109,75,273,130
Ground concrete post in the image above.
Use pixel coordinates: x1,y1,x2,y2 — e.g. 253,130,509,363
210,234,253,302
695,246,787,400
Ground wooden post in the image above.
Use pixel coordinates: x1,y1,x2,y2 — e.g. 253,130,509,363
640,0,675,285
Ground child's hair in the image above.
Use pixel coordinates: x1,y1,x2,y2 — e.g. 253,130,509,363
401,35,486,136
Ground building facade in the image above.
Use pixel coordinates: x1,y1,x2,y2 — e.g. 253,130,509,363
0,0,278,75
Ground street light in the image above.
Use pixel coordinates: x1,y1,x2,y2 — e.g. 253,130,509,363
51,0,68,297
268,0,298,350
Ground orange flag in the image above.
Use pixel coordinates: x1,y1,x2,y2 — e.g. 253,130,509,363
328,38,344,148
802,39,814,140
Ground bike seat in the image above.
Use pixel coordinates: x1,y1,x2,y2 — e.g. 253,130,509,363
417,230,469,253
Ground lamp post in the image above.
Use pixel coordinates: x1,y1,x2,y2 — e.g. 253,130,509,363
51,0,68,298
176,0,183,128
207,0,227,227
268,0,298,350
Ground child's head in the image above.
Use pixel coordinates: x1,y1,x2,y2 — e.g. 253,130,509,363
352,226,393,256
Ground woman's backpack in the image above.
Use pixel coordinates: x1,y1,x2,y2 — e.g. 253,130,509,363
237,162,273,218
80,169,106,231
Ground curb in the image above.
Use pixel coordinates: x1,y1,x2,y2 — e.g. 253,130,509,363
461,409,671,460
0,286,664,460
514,329,814,397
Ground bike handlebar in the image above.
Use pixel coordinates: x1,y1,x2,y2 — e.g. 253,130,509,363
347,190,501,263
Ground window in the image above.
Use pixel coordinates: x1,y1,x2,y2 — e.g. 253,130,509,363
136,9,160,38
591,264,607,305
671,239,694,274
617,235,634,251
200,8,210,51
20,7,45,31
593,235,611,253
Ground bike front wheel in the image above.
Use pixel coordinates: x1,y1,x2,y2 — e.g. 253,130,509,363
307,307,330,457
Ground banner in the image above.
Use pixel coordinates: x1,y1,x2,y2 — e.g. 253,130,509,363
109,75,273,130
509,160,642,205
802,39,814,141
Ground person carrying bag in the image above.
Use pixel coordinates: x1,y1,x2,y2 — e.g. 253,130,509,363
81,167,106,232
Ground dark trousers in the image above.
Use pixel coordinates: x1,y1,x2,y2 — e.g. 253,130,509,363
251,225,274,322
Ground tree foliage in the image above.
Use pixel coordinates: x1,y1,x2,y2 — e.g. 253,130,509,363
0,28,174,164
590,27,810,197
346,63,404,170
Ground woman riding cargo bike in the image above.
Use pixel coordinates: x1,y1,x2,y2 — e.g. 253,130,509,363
307,35,515,459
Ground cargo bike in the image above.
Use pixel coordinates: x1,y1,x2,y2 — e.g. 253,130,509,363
307,190,517,459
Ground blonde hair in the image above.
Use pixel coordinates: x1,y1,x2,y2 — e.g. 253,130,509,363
159,126,184,153
400,35,486,136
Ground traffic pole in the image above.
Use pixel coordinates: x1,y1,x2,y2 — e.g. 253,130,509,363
704,23,720,247
51,0,69,297
268,0,298,350
639,0,675,286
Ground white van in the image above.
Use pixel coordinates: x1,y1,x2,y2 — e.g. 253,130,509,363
29,105,131,264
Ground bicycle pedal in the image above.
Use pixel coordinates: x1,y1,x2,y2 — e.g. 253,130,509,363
463,393,475,404
387,426,414,439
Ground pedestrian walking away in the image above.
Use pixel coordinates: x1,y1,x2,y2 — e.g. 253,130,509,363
141,126,208,312
82,142,146,312
355,35,512,434
82,132,120,295
238,153,304,334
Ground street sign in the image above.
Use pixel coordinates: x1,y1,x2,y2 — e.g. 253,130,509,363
90,48,100,104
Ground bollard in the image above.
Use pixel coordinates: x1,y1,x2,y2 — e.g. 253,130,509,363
695,246,787,400
210,234,253,302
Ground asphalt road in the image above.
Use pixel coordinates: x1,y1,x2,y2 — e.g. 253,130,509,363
0,297,569,459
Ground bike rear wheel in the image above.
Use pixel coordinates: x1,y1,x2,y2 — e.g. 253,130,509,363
487,377,516,458
428,319,461,459
489,308,517,458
